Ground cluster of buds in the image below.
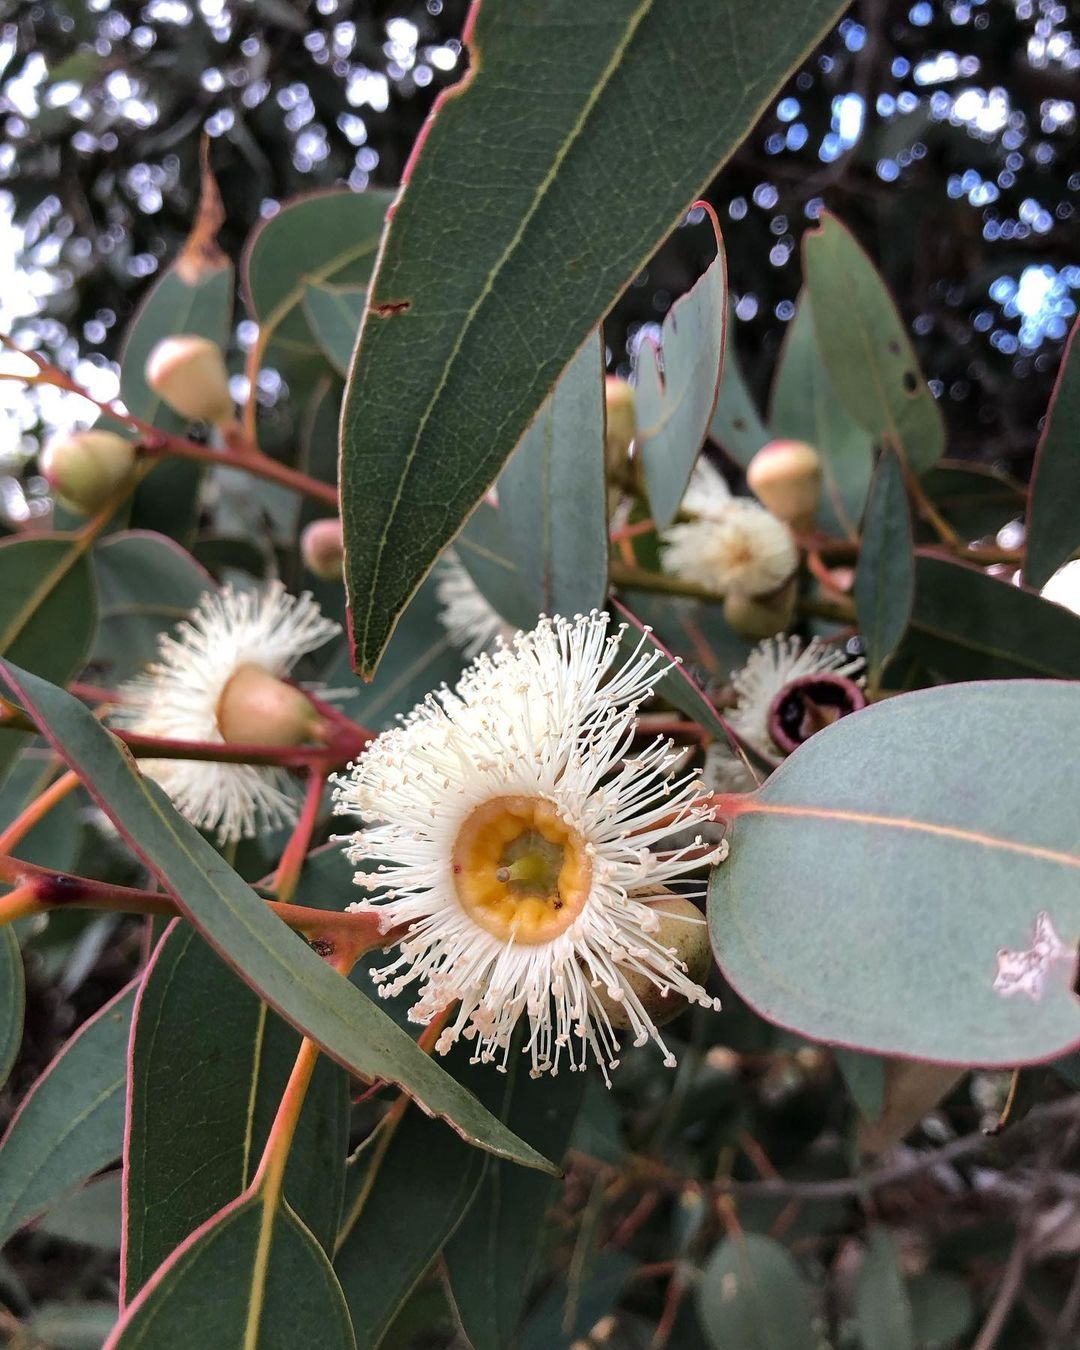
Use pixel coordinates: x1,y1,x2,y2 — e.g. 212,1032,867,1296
40,334,236,517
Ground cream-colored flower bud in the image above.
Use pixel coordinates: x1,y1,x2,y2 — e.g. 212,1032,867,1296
596,895,713,1032
216,663,324,747
145,335,234,426
40,429,137,515
605,376,636,473
724,579,797,641
747,439,822,533
301,518,345,580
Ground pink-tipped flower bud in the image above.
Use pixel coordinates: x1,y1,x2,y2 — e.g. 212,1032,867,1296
595,894,713,1031
723,579,796,641
216,663,324,747
145,335,234,426
40,429,137,515
747,439,822,532
300,518,345,580
767,671,866,754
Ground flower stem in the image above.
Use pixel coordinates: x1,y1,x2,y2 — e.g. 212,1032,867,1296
609,562,723,603
0,769,80,854
271,771,326,902
0,853,393,949
245,947,356,1349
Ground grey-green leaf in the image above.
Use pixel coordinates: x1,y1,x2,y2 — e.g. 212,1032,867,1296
334,1105,487,1348
1023,313,1080,589
710,335,770,469
499,332,609,615
0,929,24,1092
0,663,552,1175
341,0,851,674
804,213,944,475
855,446,914,686
636,222,726,528
697,1233,817,1350
0,982,135,1246
909,554,1080,681
444,1054,588,1350
770,293,874,539
302,283,367,378
109,1198,355,1350
123,922,348,1302
855,1229,916,1350
709,680,1080,1065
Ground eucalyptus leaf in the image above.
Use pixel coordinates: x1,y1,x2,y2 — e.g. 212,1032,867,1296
855,446,914,687
444,1053,588,1350
302,283,366,378
710,334,770,469
341,0,851,673
909,554,1080,681
803,213,944,475
109,1197,355,1350
855,1229,916,1350
1023,313,1080,589
770,293,873,539
92,530,210,683
0,982,135,1246
334,1106,487,1348
499,332,608,615
709,680,1080,1065
697,1233,816,1350
123,922,348,1302
0,929,23,1093
636,218,726,528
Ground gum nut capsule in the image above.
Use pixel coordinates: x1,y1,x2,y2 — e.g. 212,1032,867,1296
39,430,137,515
747,439,822,532
145,335,234,425
595,895,713,1032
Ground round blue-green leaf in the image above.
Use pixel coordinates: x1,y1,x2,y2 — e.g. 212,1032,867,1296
697,1233,816,1350
709,681,1080,1066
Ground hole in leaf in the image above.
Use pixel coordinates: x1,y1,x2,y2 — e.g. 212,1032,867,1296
733,417,746,431
902,371,918,394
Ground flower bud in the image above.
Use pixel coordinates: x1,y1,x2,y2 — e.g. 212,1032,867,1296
40,429,137,515
767,671,866,754
605,376,636,474
596,895,713,1032
145,335,234,426
216,663,324,747
723,579,796,641
747,439,822,532
301,518,345,580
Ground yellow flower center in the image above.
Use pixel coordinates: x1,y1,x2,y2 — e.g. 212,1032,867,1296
451,795,592,945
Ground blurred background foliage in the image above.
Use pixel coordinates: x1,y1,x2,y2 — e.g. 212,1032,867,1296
1,0,1078,511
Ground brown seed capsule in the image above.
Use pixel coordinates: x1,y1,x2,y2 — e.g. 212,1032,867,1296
595,894,713,1032
215,663,323,747
723,579,797,640
767,671,866,753
747,439,822,532
300,517,345,580
145,335,234,426
39,429,137,515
